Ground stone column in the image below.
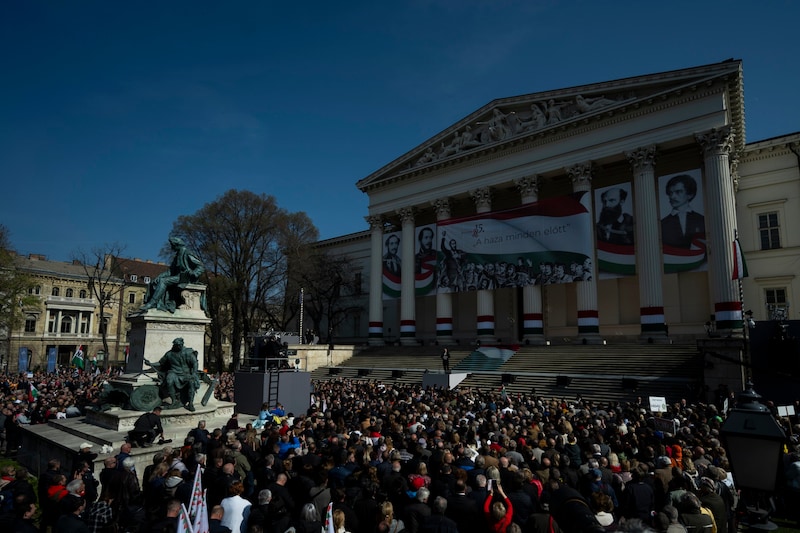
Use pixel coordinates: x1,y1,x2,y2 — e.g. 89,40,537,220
398,207,417,345
471,187,495,342
515,175,546,344
432,199,455,345
567,163,602,343
626,146,668,341
366,215,385,346
697,127,742,333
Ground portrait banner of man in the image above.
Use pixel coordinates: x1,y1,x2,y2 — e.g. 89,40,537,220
414,224,437,297
658,169,708,272
381,231,402,300
594,182,635,279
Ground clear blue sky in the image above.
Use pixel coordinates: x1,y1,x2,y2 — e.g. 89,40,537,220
3,1,798,262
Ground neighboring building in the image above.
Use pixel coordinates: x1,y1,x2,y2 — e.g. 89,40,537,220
9,253,124,371
302,60,799,352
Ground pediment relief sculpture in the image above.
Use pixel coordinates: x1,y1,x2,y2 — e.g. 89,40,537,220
411,92,635,168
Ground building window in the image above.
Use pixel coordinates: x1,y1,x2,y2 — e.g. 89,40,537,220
130,274,138,283
24,315,36,333
52,287,60,296
48,311,57,333
65,288,73,298
759,212,781,250
766,288,789,320
143,276,151,284
129,293,136,304
60,315,73,334
29,285,41,296
80,314,89,334
99,317,109,336
79,289,87,298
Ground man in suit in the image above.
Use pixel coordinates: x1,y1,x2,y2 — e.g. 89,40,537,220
661,174,705,248
596,187,635,245
383,235,401,277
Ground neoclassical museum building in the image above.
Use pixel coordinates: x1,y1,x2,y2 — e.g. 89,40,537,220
314,60,799,348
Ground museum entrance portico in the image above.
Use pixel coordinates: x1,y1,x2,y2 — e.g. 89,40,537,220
358,61,745,347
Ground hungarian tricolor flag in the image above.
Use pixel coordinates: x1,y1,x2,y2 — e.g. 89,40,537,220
28,383,39,403
732,239,749,280
72,345,85,370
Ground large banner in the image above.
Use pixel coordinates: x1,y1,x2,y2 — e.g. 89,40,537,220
381,230,402,300
47,347,57,373
595,182,635,279
18,347,28,374
658,169,707,272
436,193,594,293
382,224,438,299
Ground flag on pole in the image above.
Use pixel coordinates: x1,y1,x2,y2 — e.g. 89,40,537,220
188,467,209,533
178,503,195,533
28,383,39,403
325,502,335,533
72,346,85,369
732,239,749,280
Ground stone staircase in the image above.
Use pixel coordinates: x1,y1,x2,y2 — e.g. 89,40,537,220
311,343,703,404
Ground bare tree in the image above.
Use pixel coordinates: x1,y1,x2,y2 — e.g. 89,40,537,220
297,250,363,343
73,243,127,362
171,190,318,370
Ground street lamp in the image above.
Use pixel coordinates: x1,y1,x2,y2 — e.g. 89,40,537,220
721,382,786,492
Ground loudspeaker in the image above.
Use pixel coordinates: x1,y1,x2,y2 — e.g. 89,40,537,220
556,375,572,387
392,370,405,378
357,368,370,377
328,367,341,375
501,373,516,384
622,378,638,390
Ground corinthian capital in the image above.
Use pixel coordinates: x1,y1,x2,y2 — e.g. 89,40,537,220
696,127,734,157
397,207,415,225
365,215,383,231
566,163,593,192
431,198,451,220
625,145,656,172
515,175,540,200
470,187,492,212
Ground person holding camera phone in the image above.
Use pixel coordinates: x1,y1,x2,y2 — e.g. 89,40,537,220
484,479,513,532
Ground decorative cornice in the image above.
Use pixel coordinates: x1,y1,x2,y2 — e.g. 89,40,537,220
470,187,492,211
696,127,734,157
357,61,743,192
625,145,657,172
431,198,451,220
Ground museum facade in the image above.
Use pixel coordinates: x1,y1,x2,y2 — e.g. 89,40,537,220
314,60,799,348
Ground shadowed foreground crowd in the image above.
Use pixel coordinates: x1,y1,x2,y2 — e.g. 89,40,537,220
1,373,800,533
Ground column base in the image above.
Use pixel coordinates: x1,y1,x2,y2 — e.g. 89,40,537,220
575,333,603,345
638,332,672,344
522,335,547,346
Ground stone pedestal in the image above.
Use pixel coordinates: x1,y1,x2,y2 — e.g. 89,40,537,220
126,284,211,372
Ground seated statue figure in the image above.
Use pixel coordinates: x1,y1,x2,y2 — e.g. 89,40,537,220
145,338,201,411
142,236,205,312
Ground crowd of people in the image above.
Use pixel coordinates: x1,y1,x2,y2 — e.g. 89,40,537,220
0,369,799,533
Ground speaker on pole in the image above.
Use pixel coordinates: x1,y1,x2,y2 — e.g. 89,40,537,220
556,375,572,387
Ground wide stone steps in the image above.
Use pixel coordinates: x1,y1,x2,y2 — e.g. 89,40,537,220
311,343,702,403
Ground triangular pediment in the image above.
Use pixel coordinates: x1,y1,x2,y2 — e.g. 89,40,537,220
357,60,743,192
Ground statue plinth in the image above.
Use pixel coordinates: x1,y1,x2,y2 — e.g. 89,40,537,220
126,283,211,372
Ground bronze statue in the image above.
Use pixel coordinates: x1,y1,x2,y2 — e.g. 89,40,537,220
142,236,205,312
145,337,201,411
